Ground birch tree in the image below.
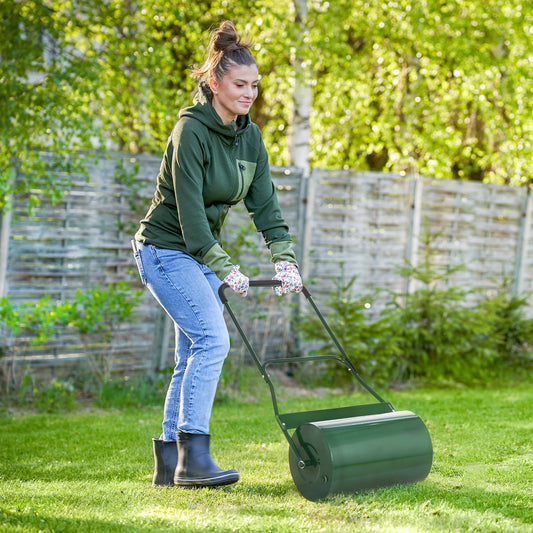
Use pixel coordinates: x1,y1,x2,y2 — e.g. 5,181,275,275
287,0,312,175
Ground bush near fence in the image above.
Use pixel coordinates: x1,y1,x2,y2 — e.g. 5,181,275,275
0,153,531,385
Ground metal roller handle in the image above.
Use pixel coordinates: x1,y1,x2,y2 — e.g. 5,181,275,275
218,278,389,467
219,278,387,405
218,279,282,303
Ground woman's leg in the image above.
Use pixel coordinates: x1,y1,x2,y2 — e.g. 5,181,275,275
136,243,229,437
160,326,190,441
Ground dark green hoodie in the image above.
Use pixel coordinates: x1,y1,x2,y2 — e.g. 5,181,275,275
134,85,296,280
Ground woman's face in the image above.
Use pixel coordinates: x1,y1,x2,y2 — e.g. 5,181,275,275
210,64,259,125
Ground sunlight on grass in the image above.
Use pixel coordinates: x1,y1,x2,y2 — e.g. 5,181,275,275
1,386,532,532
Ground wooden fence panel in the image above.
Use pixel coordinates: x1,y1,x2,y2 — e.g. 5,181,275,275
1,155,531,381
303,170,414,312
415,178,525,305
1,153,163,379
0,155,304,377
304,171,532,311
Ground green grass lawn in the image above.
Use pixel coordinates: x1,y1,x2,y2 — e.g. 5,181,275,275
0,385,531,532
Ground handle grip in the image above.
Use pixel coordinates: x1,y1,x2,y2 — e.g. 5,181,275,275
218,279,282,303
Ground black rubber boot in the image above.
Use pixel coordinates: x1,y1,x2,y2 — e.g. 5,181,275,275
152,438,178,487
174,432,239,487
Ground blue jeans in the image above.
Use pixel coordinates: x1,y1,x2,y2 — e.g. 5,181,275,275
132,241,229,440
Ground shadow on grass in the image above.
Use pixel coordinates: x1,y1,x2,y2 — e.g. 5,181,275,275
232,479,297,499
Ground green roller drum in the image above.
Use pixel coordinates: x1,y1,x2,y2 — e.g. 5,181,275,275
219,281,433,501
288,410,433,501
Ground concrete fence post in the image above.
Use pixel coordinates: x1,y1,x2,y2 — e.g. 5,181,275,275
513,186,532,296
405,172,424,296
0,204,12,299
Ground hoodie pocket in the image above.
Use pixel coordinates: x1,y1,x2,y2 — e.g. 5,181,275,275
232,160,257,202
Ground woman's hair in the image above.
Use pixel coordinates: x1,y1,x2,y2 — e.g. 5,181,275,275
192,21,257,84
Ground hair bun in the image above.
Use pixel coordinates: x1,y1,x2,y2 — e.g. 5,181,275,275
192,21,257,83
212,21,239,52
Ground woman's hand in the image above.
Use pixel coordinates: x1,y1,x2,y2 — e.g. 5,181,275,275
272,261,303,296
223,265,249,297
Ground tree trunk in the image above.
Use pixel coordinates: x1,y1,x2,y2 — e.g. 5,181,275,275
288,0,312,177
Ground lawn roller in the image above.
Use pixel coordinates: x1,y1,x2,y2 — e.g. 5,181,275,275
218,280,433,501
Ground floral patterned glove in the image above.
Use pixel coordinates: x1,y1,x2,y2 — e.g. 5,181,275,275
272,261,303,296
223,265,249,297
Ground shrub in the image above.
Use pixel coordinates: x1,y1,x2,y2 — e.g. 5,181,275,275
298,238,533,386
297,275,398,387
95,373,168,409
0,282,143,397
380,240,533,384
18,376,76,413
477,281,533,374
380,284,499,384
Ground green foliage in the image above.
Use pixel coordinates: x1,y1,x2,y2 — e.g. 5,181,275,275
381,284,498,384
66,282,144,386
297,274,396,387
66,282,142,340
306,0,533,184
298,236,533,386
0,0,102,211
0,282,143,394
3,0,531,215
0,295,70,345
95,374,168,409
0,282,141,345
380,237,533,383
477,282,533,371
6,371,168,413
18,376,76,413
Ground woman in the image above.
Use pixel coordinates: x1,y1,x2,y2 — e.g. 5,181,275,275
131,21,302,488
